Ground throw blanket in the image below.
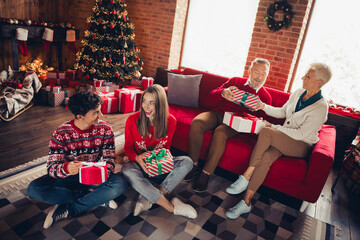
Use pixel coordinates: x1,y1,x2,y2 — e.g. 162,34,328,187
0,73,42,118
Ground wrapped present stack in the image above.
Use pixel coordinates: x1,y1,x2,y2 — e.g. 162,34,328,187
223,111,265,134
142,148,174,177
87,79,119,93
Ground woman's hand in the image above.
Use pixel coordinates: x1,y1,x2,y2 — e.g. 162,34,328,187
136,154,149,174
222,86,237,102
67,161,83,175
261,119,272,127
255,101,265,111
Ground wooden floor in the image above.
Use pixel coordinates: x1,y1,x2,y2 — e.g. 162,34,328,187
0,103,359,239
0,104,132,171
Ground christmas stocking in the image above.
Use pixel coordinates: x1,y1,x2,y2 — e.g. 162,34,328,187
16,28,28,56
42,28,54,53
66,30,77,53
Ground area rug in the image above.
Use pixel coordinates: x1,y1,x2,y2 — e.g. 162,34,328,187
0,132,125,199
0,173,341,240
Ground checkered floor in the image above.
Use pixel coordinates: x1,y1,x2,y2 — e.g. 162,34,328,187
0,174,337,240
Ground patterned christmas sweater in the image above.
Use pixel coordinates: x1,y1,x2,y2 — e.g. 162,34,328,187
124,111,176,162
47,119,116,179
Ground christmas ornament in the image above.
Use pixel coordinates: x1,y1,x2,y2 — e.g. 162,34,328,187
116,73,120,78
103,57,107,62
14,19,18,24
108,58,113,63
86,61,90,66
25,19,31,25
110,23,114,29
264,0,294,32
124,41,128,48
111,0,114,4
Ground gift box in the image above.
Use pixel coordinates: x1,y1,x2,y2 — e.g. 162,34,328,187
96,92,119,114
47,87,76,106
65,69,76,81
69,80,82,88
94,79,105,87
87,83,119,93
114,87,142,113
131,78,142,87
141,77,154,90
232,89,260,110
47,71,68,86
79,162,108,185
142,148,174,177
223,111,266,134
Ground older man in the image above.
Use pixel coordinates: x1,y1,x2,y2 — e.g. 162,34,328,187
184,58,273,192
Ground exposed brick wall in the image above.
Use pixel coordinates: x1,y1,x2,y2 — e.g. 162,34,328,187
244,0,313,92
127,0,177,78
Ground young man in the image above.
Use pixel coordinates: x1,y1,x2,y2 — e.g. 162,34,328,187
185,58,273,192
27,91,127,229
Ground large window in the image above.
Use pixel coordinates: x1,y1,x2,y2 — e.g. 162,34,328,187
291,0,360,109
181,0,260,77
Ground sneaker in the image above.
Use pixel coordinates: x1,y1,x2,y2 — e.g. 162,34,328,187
134,195,153,216
226,175,249,195
43,204,69,229
193,172,210,193
171,197,197,218
183,164,201,182
225,200,251,219
101,200,118,209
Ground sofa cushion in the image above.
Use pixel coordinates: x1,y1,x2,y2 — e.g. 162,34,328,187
183,68,230,110
167,73,202,108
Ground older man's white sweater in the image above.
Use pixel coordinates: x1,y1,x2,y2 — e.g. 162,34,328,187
263,88,328,145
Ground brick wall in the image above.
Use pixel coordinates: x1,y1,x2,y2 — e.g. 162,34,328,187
244,0,313,91
127,0,178,78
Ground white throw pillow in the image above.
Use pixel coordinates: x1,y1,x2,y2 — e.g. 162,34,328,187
167,73,202,108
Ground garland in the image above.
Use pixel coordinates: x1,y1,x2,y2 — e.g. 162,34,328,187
264,0,295,32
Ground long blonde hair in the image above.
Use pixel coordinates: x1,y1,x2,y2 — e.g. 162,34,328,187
137,84,169,139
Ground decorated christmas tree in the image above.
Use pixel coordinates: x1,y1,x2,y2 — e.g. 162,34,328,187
74,0,143,83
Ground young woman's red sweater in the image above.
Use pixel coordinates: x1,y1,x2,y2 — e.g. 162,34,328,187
124,111,177,162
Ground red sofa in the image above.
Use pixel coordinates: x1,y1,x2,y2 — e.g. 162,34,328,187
167,68,336,204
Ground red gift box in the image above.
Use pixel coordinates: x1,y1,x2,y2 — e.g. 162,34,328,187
94,79,105,87
232,89,260,110
79,162,108,185
47,71,68,86
142,148,174,177
114,87,142,113
223,112,265,134
141,77,154,90
69,80,82,88
97,92,118,114
65,69,76,81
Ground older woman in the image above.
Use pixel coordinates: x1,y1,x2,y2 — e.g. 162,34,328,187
225,63,332,219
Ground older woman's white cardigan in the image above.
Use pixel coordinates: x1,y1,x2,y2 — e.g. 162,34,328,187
263,88,328,145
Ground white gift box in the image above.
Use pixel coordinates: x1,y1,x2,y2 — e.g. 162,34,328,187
223,112,266,134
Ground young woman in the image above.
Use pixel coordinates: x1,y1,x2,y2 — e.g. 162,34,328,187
121,84,197,218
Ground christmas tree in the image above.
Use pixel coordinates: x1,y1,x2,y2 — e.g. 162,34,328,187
74,0,143,83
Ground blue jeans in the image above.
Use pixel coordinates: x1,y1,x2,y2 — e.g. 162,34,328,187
122,156,193,203
27,173,127,217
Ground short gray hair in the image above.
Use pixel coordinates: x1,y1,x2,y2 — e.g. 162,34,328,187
250,58,270,71
310,63,332,87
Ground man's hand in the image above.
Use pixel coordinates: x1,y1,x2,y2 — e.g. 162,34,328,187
222,86,238,102
136,154,149,174
261,118,272,127
67,161,83,175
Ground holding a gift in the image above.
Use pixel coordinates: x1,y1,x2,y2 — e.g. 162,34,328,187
122,84,197,218
184,58,273,193
27,91,127,229
225,63,332,219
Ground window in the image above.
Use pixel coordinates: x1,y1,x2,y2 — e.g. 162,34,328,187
291,0,360,109
181,0,260,77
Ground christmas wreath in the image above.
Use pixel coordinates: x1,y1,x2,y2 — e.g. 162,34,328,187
264,0,295,32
